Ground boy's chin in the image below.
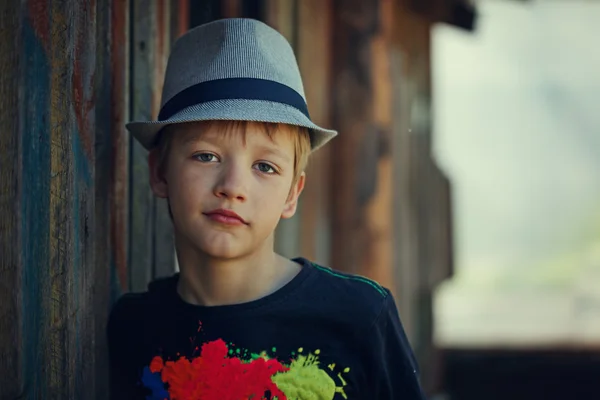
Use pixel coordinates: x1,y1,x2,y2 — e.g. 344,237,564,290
195,241,251,261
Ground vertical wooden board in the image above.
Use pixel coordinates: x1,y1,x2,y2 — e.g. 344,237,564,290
93,1,111,398
94,0,130,398
263,0,302,259
19,1,53,396
170,0,190,41
390,44,417,337
69,2,98,398
190,0,222,27
329,0,380,274
390,0,433,340
410,134,435,391
42,0,100,397
242,0,262,19
221,0,242,18
427,162,454,289
360,0,396,290
153,2,175,280
130,0,157,292
0,1,23,397
391,3,444,394
263,0,296,44
296,0,333,265
46,0,75,397
110,0,130,299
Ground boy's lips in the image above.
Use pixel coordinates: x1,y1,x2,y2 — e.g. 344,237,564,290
203,209,248,225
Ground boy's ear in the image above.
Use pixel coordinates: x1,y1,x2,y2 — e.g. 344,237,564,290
281,172,305,219
148,149,168,198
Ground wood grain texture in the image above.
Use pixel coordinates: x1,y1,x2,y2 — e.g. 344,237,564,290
130,0,177,286
263,0,303,259
110,0,130,297
296,0,334,266
263,0,297,45
0,0,23,397
390,2,453,393
19,1,53,396
130,0,158,292
329,0,380,275
94,1,130,398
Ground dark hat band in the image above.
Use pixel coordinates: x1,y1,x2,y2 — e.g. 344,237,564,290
158,78,310,121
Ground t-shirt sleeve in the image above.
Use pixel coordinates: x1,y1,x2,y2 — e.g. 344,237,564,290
366,289,427,399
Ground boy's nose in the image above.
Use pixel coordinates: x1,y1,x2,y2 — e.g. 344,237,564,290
213,163,248,201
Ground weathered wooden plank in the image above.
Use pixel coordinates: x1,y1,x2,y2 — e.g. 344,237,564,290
93,2,111,399
130,1,158,292
263,0,303,259
242,0,262,19
263,0,296,53
427,162,454,289
44,1,98,398
221,0,242,18
360,0,397,291
329,0,381,275
110,0,130,298
93,0,130,398
131,1,177,285
0,0,23,397
390,2,452,394
153,2,176,280
170,0,190,41
190,0,222,27
70,2,98,398
17,1,54,397
46,1,75,397
296,0,333,265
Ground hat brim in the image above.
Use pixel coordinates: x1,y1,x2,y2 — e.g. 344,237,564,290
126,99,337,151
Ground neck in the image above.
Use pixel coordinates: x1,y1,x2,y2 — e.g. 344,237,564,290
174,232,300,306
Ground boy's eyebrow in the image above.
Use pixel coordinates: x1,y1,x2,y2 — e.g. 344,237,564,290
257,146,291,163
178,131,221,149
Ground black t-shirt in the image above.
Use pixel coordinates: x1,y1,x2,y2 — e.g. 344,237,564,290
107,258,427,400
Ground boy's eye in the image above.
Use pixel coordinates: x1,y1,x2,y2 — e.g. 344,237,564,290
255,162,276,174
194,153,218,162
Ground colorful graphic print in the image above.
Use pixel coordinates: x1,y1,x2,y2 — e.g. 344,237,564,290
141,339,350,400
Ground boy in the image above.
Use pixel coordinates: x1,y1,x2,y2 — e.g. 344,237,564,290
108,18,426,400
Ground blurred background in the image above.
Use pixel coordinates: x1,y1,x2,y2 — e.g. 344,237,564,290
1,0,599,399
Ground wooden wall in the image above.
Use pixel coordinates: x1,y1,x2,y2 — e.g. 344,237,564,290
0,0,472,397
0,0,187,398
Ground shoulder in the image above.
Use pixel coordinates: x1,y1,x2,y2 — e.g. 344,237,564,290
106,292,146,348
107,274,178,340
299,258,392,327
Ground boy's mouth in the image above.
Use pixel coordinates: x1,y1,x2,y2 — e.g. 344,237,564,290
203,209,248,225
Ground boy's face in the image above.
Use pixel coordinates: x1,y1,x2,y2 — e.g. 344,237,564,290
149,121,305,260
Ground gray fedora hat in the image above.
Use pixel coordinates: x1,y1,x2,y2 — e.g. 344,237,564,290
126,18,337,151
